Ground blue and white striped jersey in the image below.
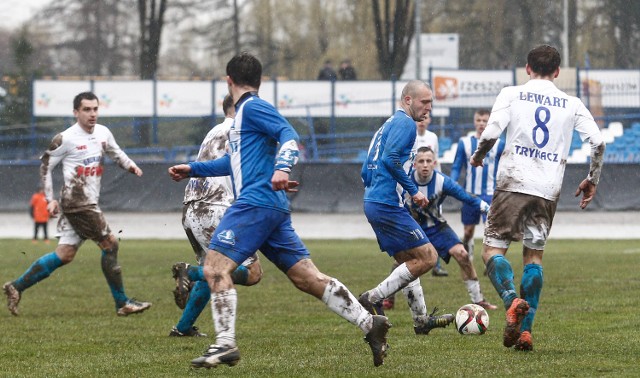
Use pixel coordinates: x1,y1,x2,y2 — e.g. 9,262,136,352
405,170,482,229
361,109,419,207
188,92,299,213
451,135,505,196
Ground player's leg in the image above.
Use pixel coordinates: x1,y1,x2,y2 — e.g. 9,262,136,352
3,243,73,316
382,261,399,310
432,256,449,277
461,201,480,260
515,198,554,351
448,243,497,310
516,248,543,351
97,234,151,316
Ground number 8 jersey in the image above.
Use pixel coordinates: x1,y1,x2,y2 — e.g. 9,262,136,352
482,79,603,201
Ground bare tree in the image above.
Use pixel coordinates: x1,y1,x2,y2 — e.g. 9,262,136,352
371,0,415,79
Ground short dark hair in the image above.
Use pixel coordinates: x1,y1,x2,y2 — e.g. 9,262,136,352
222,94,234,116
226,52,262,89
73,92,99,110
416,146,434,155
527,45,561,76
475,109,490,117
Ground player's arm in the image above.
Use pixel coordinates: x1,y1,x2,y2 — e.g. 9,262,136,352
104,129,143,176
380,123,420,198
189,154,232,178
470,123,500,167
574,106,606,209
443,176,489,213
471,90,510,166
273,138,300,192
450,141,466,181
40,133,66,217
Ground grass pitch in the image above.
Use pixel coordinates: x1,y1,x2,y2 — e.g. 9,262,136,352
1,238,639,377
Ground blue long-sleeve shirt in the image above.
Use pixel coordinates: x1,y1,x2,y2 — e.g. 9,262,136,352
188,92,299,213
362,109,418,207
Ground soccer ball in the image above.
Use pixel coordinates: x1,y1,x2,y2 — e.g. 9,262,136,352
455,304,489,335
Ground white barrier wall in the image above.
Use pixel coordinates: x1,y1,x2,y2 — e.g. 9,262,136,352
33,69,640,118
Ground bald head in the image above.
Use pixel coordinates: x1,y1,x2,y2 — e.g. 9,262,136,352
400,80,433,122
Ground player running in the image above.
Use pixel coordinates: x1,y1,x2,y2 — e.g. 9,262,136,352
3,91,151,317
471,45,605,351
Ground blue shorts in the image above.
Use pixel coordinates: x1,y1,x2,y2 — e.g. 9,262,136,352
364,201,429,256
461,194,492,225
209,203,309,273
424,223,462,264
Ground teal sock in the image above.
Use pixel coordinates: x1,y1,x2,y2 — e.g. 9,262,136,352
231,265,249,285
176,280,210,333
187,265,248,285
520,264,543,332
13,252,63,291
101,249,128,307
187,265,204,281
485,255,517,309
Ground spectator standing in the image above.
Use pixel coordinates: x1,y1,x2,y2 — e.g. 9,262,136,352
317,59,337,81
30,185,50,243
339,59,357,80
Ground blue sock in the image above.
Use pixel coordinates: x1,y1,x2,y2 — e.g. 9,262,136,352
520,264,543,333
176,280,210,333
187,265,204,281
231,265,249,285
485,255,517,309
13,252,63,292
101,249,128,307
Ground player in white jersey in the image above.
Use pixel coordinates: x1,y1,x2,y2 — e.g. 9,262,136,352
451,109,505,258
3,92,151,317
169,95,262,337
470,45,605,351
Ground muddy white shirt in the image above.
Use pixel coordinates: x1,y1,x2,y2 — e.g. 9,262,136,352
41,123,138,211
477,79,603,201
183,117,234,207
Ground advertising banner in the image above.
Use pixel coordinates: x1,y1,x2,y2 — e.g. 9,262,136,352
431,69,513,107
33,81,91,116
156,81,213,116
578,70,640,108
93,81,154,117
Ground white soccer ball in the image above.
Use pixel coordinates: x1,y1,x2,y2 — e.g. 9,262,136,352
455,303,489,335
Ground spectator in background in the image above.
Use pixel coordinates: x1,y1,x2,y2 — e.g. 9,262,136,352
339,59,357,80
317,59,337,81
30,185,50,243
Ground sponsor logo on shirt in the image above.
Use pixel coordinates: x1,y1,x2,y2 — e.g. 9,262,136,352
76,165,104,177
514,145,559,162
217,229,236,245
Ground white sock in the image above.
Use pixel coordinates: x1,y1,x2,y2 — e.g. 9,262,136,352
401,277,428,325
322,278,373,334
211,289,237,347
369,262,415,302
465,279,483,303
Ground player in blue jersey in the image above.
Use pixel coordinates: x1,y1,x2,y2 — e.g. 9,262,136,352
405,147,497,310
359,80,455,335
168,52,391,368
451,109,505,259
471,45,605,351
168,94,263,338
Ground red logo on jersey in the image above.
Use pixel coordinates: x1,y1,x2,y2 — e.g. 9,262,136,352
76,165,104,177
76,145,87,150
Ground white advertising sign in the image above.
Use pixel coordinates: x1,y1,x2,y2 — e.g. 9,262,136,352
157,81,213,116
431,70,513,107
93,81,154,117
578,70,640,108
402,33,459,80
33,81,91,116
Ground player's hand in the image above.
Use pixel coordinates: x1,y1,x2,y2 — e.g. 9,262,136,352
470,156,483,167
479,200,490,213
47,200,60,218
271,170,290,191
168,164,191,182
575,178,597,209
285,180,299,193
411,191,429,208
129,165,143,177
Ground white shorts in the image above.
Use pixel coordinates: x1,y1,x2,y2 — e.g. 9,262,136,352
56,206,111,246
182,201,258,267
